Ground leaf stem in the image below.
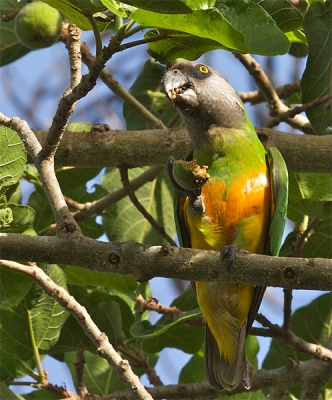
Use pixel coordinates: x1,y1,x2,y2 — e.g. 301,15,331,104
87,14,102,56
116,15,123,31
27,308,45,382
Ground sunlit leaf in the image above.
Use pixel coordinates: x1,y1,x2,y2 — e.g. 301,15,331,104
302,1,332,135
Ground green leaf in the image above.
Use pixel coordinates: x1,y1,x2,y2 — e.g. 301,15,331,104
0,269,31,308
263,293,332,368
26,264,69,351
0,382,24,399
102,167,176,246
179,349,205,383
123,58,178,130
99,0,129,17
122,0,192,13
0,126,26,194
0,204,35,233
28,189,53,235
0,198,13,228
302,1,332,135
65,350,126,394
42,0,112,31
0,350,35,381
302,219,332,258
288,172,332,221
251,0,303,32
143,323,204,354
0,264,69,360
131,1,290,56
131,308,201,339
0,0,31,66
146,29,222,63
263,293,332,398
56,167,103,193
65,266,138,293
91,302,126,345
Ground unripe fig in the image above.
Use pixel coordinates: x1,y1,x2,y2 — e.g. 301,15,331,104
14,2,62,49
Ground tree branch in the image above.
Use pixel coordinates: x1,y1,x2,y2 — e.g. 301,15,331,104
0,113,82,237
30,127,332,173
0,260,153,400
1,234,331,290
104,358,332,399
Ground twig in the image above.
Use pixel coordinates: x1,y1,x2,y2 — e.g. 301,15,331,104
0,260,153,400
283,289,293,331
290,217,319,258
255,314,332,361
67,22,82,88
233,53,316,134
119,166,177,247
75,341,88,397
136,294,184,319
268,94,332,128
239,80,301,104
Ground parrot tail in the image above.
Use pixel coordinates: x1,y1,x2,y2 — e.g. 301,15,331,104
204,323,252,391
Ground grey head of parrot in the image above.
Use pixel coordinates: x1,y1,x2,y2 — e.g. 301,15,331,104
161,61,246,145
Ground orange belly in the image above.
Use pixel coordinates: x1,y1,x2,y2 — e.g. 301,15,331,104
185,168,271,254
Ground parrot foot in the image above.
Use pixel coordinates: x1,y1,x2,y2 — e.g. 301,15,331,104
221,244,238,273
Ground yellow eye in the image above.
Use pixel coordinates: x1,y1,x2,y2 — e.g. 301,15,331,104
199,65,209,74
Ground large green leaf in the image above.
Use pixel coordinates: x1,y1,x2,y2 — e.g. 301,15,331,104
0,126,26,194
130,308,201,339
0,382,24,399
0,264,69,361
26,264,69,351
0,0,31,66
28,189,54,235
251,0,303,32
102,167,176,246
263,293,332,367
142,323,204,354
123,58,178,130
122,0,192,13
65,266,138,293
0,204,35,233
302,1,332,135
302,219,332,259
146,29,222,63
65,350,126,394
0,349,35,381
90,302,126,345
287,172,332,222
0,269,31,309
179,349,205,384
131,1,290,56
263,293,332,398
42,0,112,31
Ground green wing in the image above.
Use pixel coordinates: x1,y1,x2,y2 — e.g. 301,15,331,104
267,147,289,256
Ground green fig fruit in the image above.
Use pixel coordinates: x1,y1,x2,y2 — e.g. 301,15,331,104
14,2,63,49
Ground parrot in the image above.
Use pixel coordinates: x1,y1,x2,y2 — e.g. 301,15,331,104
161,61,288,391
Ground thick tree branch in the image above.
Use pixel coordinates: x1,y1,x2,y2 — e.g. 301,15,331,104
104,358,332,399
31,127,332,173
0,260,153,400
1,234,331,290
